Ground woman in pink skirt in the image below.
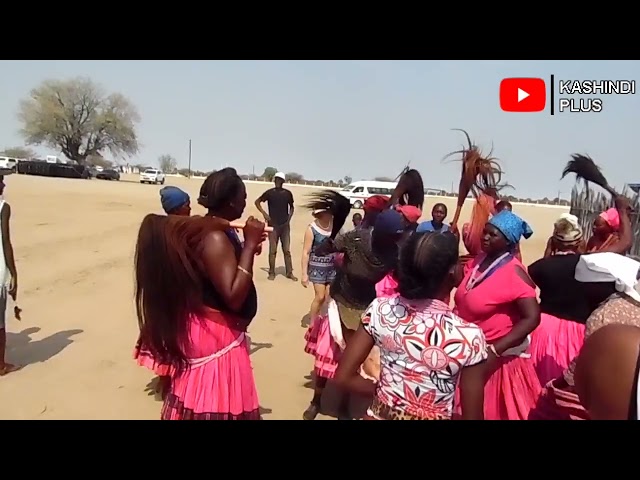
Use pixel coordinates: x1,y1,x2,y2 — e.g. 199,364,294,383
527,216,587,386
303,197,395,420
135,168,267,420
528,203,633,386
454,210,542,420
133,186,191,398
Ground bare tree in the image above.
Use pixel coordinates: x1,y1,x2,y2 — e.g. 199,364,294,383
1,146,37,159
17,77,141,165
343,175,352,185
158,154,177,173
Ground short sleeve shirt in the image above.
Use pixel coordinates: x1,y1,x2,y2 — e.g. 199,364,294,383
362,296,488,419
258,188,294,227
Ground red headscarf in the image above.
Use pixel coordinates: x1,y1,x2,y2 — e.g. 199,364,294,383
363,195,389,213
395,204,422,224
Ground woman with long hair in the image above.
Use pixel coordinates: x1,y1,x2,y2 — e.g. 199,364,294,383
301,208,336,321
453,209,541,420
303,171,423,420
303,209,407,420
135,168,267,420
527,202,631,387
530,251,640,420
389,167,425,210
133,186,192,399
335,231,488,420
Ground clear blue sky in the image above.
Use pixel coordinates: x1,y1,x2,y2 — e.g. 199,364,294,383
1,60,638,198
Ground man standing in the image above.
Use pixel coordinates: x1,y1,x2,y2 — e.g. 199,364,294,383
0,175,19,376
255,172,298,281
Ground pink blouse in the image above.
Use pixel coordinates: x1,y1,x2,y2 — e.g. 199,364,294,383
453,256,536,342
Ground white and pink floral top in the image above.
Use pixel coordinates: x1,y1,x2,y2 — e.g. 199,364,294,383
362,295,487,419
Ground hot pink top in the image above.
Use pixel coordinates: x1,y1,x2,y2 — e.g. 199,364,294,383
453,255,536,342
375,272,399,297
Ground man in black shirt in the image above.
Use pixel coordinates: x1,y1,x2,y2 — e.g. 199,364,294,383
255,172,297,281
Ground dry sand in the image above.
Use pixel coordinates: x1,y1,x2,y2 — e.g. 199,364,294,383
0,173,567,420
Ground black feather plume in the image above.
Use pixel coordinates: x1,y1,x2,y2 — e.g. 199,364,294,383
303,190,351,238
561,154,618,197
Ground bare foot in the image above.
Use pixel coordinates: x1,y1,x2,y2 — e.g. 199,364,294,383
0,363,21,376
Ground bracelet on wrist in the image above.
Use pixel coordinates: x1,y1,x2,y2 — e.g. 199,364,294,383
237,266,252,277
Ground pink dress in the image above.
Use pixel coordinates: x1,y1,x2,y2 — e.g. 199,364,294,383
161,308,261,420
453,255,542,420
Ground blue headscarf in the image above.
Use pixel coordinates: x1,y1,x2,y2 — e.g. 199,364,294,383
488,210,533,245
159,186,190,214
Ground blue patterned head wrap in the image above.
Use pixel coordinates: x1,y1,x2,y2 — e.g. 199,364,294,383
488,210,533,245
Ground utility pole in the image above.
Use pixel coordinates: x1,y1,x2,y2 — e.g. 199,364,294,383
188,139,192,178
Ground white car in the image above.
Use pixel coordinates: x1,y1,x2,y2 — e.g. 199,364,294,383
0,156,18,172
140,169,165,185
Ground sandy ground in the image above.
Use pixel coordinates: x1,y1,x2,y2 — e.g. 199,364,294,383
0,173,567,420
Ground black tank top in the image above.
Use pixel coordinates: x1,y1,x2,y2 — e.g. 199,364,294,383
528,254,591,324
202,229,258,324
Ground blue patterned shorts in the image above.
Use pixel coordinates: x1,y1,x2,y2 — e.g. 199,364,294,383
308,254,336,285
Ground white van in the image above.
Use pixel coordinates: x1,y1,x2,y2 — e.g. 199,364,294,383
340,181,397,209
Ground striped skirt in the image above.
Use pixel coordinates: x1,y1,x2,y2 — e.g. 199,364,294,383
528,376,589,420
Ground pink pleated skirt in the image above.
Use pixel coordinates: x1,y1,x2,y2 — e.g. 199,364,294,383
133,335,172,377
483,356,542,420
161,310,260,420
455,355,542,420
304,313,341,380
528,377,589,420
529,313,586,387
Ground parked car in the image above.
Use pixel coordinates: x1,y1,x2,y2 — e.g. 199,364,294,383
140,168,165,185
0,156,18,173
96,169,121,181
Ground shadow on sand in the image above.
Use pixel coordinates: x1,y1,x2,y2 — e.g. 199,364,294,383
7,327,83,369
301,372,369,420
249,338,273,356
259,266,290,279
